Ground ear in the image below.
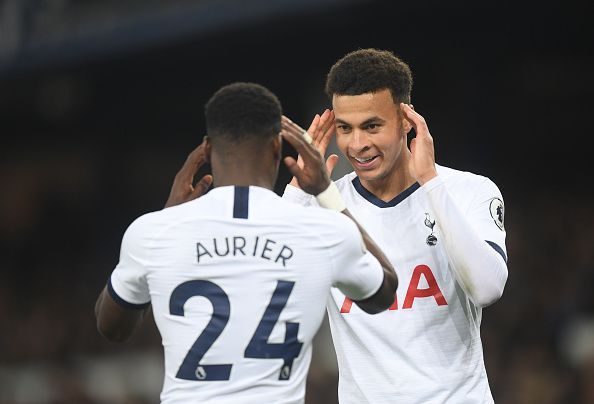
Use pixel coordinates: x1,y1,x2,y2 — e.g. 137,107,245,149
203,136,212,163
272,133,282,161
401,103,414,134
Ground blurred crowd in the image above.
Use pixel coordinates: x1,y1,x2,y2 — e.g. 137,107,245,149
1,144,593,404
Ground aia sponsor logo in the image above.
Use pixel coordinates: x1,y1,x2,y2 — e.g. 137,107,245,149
340,264,447,313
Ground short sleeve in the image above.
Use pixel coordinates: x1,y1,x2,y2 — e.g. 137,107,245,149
466,178,507,262
327,214,384,301
108,217,151,309
282,184,316,207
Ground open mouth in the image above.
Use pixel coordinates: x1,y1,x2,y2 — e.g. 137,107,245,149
354,156,376,163
352,155,379,168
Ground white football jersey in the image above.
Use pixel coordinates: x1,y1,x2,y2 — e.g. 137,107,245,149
283,165,507,404
108,185,384,404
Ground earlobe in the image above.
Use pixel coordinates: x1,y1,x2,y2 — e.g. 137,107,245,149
399,108,413,135
405,104,414,133
403,120,413,135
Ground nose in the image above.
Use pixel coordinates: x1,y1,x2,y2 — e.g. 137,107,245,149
349,129,370,154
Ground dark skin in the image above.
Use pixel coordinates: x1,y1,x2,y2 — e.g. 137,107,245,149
95,127,397,342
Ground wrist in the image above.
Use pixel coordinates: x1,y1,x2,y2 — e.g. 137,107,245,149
315,182,346,211
313,178,331,196
417,169,438,186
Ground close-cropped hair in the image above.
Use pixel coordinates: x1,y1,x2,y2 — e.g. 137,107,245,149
205,82,282,141
325,48,413,104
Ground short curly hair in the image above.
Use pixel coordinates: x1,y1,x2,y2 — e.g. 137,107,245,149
325,49,413,104
205,82,282,141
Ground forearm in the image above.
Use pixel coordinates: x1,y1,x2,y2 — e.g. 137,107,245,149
282,183,316,206
341,209,398,312
312,182,396,291
424,176,508,307
95,286,149,342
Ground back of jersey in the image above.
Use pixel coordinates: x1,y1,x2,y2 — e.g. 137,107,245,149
109,185,381,403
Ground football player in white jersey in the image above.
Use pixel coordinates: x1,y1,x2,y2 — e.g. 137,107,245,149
94,82,398,403
282,49,509,403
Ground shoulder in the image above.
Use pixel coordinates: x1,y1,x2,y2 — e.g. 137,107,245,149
121,209,168,244
436,164,501,196
296,201,356,229
334,171,357,191
124,199,198,240
283,198,360,242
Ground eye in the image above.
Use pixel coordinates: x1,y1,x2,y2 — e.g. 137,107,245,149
337,125,351,132
365,123,381,131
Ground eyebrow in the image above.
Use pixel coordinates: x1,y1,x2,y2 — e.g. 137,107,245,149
335,117,386,127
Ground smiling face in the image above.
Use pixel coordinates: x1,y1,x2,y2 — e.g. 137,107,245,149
333,89,409,186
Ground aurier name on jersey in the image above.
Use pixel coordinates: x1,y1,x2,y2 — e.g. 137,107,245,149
196,236,294,267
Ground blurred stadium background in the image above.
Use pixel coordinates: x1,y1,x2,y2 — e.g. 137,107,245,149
1,0,593,403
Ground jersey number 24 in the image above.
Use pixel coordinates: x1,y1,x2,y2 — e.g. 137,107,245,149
169,280,303,382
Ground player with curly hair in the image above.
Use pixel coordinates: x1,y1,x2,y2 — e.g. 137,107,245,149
282,49,508,403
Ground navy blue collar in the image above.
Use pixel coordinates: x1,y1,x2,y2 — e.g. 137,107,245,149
352,177,420,208
233,186,250,218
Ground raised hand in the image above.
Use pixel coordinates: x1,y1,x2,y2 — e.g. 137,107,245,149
401,103,438,185
282,110,339,188
164,140,213,208
281,124,333,196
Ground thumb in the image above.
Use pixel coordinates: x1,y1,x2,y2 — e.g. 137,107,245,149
325,154,339,176
192,174,213,198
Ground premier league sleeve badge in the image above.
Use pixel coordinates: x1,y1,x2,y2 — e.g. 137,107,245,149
489,198,505,230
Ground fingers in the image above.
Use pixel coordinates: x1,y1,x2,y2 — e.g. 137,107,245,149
316,110,335,152
284,110,333,141
192,174,213,198
178,140,208,181
282,115,305,137
280,129,319,162
306,114,321,137
400,103,427,133
188,140,208,166
283,156,303,179
312,109,332,142
317,109,333,135
325,154,339,176
282,111,335,156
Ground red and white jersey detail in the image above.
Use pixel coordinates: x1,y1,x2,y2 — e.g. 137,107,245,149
109,186,383,404
283,165,507,404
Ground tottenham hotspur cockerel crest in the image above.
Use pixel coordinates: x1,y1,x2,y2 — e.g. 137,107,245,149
424,213,437,246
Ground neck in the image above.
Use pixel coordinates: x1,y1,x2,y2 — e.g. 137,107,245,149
211,152,277,191
359,148,417,202
213,173,275,190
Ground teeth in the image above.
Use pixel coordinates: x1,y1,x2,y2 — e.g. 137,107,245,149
355,156,375,163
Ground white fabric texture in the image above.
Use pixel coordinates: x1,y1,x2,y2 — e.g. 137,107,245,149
282,164,508,404
423,175,508,307
109,185,384,404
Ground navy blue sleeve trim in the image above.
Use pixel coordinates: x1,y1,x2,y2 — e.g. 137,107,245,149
485,240,507,263
107,278,150,310
233,186,249,219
